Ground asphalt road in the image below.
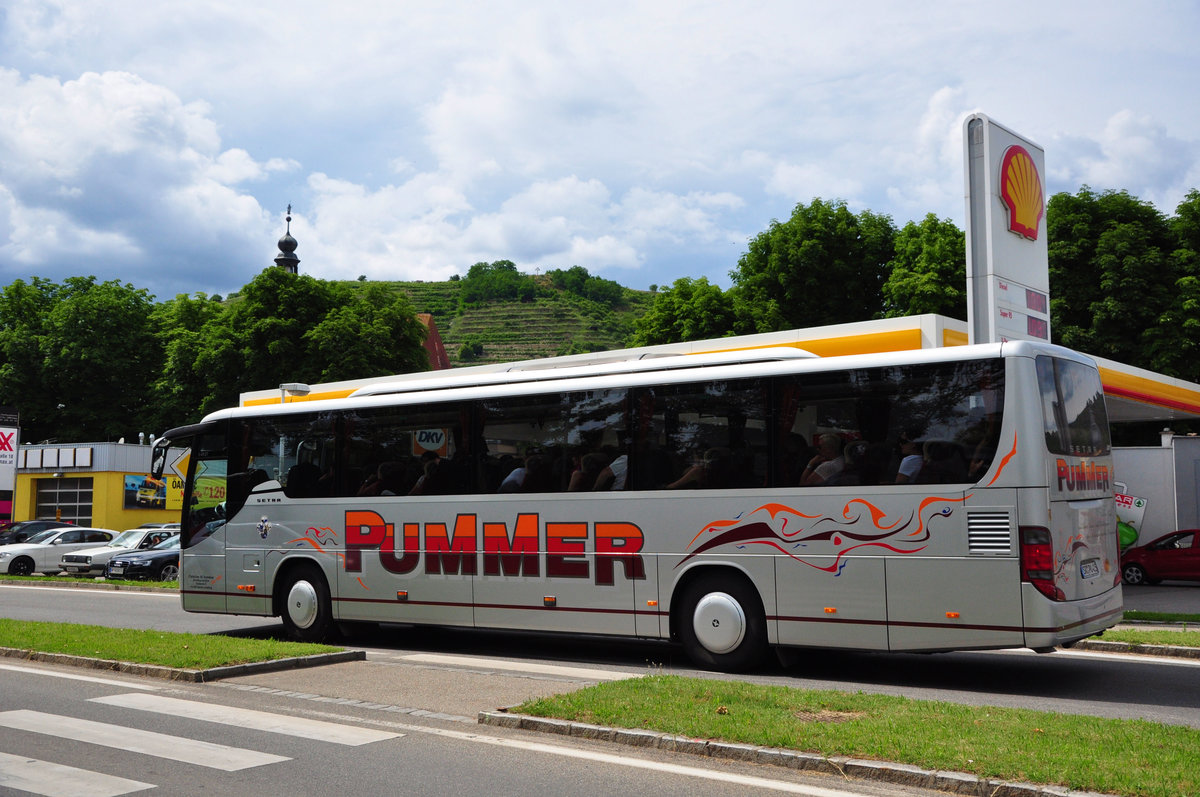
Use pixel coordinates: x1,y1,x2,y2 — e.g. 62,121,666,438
2,580,1199,729
3,662,944,797
1119,580,1200,614
2,579,1199,796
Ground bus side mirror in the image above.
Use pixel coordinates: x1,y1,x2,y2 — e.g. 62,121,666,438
151,439,170,481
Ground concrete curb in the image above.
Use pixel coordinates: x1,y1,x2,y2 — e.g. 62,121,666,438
477,711,1111,797
1072,639,1200,659
0,646,364,682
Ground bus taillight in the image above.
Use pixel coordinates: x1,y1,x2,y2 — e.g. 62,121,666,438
1020,526,1064,601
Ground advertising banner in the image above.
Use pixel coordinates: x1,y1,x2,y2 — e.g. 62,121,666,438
124,474,167,509
0,424,18,493
1115,492,1148,527
1115,492,1148,548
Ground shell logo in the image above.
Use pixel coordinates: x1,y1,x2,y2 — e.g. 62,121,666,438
999,145,1044,240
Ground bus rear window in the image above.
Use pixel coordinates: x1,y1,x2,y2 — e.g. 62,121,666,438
1036,356,1110,457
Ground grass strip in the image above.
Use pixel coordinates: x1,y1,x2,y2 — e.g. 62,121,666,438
0,618,340,669
1123,610,1200,625
0,574,178,588
1103,628,1200,647
518,675,1197,797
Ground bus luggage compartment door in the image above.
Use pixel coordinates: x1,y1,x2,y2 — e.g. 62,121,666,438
775,557,887,650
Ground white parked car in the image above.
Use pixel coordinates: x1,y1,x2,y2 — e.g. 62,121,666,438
60,527,178,577
0,527,118,576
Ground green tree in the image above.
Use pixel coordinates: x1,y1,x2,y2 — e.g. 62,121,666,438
193,269,347,409
880,214,966,319
1146,190,1200,381
0,278,64,443
730,198,896,332
190,270,430,414
459,260,538,305
1047,187,1179,368
1172,189,1200,256
305,284,428,382
547,265,625,306
458,338,484,362
629,277,735,346
0,277,158,442
148,292,234,431
547,265,589,294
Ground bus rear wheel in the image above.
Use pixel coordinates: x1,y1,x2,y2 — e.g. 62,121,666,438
677,574,767,672
279,565,334,643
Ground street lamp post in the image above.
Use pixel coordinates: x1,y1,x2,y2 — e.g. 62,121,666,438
279,383,311,404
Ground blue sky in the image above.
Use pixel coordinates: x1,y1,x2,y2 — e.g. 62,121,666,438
2,1,1198,300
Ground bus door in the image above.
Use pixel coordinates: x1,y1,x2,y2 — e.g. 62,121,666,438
179,430,231,615
224,484,276,617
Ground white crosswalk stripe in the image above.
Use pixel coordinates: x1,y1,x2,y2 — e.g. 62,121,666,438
0,750,153,797
1,692,402,793
90,692,401,745
0,709,290,771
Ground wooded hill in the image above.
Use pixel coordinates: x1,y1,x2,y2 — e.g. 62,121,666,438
363,273,653,367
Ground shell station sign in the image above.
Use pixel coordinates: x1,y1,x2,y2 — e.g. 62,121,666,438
964,114,1052,345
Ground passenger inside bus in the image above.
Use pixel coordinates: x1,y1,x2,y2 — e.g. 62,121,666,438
666,447,735,489
801,434,844,486
894,432,924,484
568,452,610,491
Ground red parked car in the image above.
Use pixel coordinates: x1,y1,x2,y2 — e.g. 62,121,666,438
1121,529,1200,585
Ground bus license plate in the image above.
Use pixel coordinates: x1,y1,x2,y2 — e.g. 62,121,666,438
1080,559,1100,580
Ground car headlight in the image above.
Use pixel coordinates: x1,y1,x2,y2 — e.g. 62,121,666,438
0,552,10,560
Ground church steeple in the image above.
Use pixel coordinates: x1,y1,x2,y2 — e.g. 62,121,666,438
274,205,300,274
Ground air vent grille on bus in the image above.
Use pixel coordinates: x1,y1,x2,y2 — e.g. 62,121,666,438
967,511,1012,555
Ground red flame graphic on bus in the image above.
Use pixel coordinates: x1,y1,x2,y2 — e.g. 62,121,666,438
677,435,1019,575
286,525,346,567
677,495,968,575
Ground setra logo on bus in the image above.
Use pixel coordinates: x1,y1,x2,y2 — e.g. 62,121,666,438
343,510,646,585
1055,458,1111,493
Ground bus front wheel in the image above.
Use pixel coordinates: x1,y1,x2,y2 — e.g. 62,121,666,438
279,565,334,643
677,574,767,672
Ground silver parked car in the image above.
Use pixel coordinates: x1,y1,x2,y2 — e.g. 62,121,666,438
60,527,178,577
0,527,118,575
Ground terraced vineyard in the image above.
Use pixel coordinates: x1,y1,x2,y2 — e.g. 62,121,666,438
365,279,652,367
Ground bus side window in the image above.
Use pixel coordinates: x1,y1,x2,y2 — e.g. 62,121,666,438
634,379,767,490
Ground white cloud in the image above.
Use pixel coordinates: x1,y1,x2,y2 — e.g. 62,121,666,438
0,185,141,265
0,68,297,294
295,172,747,281
207,149,298,185
1,2,1199,298
1050,110,1200,214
